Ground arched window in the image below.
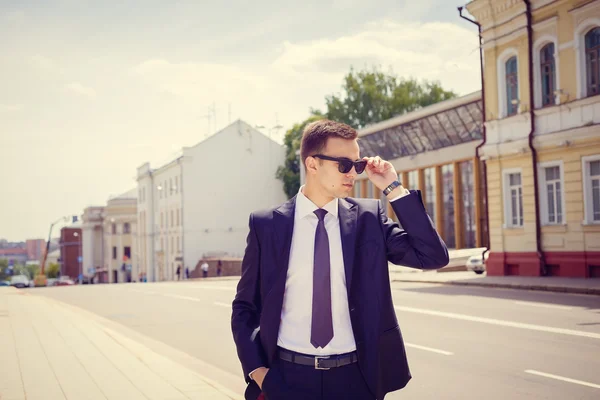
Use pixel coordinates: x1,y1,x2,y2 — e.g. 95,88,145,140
585,27,600,96
540,43,556,106
505,57,519,116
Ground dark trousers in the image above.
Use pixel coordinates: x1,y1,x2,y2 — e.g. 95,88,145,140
261,352,375,400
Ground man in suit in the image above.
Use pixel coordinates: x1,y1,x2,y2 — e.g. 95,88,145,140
232,119,449,400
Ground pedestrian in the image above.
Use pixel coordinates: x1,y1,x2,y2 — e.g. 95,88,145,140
201,261,209,278
231,119,448,400
185,267,190,279
217,260,222,277
176,265,181,281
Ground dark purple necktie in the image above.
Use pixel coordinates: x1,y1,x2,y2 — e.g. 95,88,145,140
311,209,334,348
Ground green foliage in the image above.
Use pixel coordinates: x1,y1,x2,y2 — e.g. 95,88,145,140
46,262,60,279
276,114,325,198
322,67,456,129
276,66,456,198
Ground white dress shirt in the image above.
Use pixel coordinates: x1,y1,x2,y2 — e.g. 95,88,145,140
277,186,356,355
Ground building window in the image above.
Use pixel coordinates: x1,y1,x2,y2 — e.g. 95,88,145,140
424,167,436,226
175,176,179,194
123,223,131,234
505,56,519,116
124,246,131,259
112,246,117,260
460,160,476,248
540,43,556,107
177,236,180,252
504,170,523,227
170,237,174,253
111,223,116,234
539,162,564,225
160,212,164,229
171,210,174,227
442,164,455,248
407,170,418,190
583,155,600,224
586,27,600,97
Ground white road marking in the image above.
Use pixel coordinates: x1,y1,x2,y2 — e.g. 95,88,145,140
160,284,235,291
394,306,600,340
514,301,572,310
525,370,600,389
164,294,202,302
405,343,453,356
214,302,232,308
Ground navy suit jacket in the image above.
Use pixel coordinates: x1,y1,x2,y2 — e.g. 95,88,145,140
231,190,449,399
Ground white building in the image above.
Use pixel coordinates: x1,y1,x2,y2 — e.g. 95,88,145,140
136,120,286,282
137,156,183,283
81,189,138,283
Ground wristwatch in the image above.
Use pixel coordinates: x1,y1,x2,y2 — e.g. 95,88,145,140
382,180,402,196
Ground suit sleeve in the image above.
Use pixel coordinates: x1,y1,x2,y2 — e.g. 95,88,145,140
231,213,267,382
379,190,449,269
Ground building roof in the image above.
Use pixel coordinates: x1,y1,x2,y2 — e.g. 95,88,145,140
357,91,483,160
0,248,28,256
109,187,137,201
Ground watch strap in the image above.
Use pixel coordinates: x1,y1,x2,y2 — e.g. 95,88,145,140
382,180,401,196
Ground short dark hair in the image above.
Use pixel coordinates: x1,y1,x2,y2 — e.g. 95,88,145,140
300,119,358,167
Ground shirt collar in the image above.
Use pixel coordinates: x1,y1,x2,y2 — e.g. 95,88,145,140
296,185,339,219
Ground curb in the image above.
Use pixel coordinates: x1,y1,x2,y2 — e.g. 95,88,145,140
391,279,600,296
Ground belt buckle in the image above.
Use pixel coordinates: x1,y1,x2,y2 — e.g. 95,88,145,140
315,355,330,370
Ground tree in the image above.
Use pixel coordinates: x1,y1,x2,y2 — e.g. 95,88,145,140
46,263,60,279
13,264,39,280
276,66,456,198
321,67,456,129
276,114,325,198
0,259,8,281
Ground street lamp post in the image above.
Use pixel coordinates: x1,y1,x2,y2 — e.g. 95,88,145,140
36,215,77,287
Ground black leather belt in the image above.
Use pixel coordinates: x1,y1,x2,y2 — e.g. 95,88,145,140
278,347,358,370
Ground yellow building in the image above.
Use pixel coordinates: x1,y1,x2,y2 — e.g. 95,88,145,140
466,0,600,277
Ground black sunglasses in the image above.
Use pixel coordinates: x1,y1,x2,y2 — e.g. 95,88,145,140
312,154,367,174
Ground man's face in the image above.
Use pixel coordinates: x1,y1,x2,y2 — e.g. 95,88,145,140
312,137,361,199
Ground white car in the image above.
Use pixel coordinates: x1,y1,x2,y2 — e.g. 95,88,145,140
10,275,31,288
466,252,489,274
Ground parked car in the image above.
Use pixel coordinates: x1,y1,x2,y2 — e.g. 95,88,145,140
0,280,10,286
466,252,489,274
55,276,75,286
10,275,31,288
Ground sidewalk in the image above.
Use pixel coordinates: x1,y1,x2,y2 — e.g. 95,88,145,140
389,269,600,296
0,287,242,400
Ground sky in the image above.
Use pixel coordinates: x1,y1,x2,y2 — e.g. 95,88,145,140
0,0,481,241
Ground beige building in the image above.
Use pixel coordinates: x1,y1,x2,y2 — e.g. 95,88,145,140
466,0,600,277
81,189,138,283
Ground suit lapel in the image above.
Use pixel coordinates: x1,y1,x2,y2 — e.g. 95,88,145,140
273,196,296,285
339,198,358,293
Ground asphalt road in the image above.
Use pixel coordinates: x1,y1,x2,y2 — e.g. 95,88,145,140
32,278,600,399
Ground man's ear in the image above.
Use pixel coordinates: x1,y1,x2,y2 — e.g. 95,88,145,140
305,156,318,174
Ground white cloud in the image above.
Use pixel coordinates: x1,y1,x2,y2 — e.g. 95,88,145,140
65,82,97,99
131,20,479,129
0,104,23,113
271,20,480,93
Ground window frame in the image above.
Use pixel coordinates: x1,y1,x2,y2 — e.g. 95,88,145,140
575,19,600,99
582,154,600,225
533,36,560,108
538,161,566,226
497,48,520,118
502,168,524,228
